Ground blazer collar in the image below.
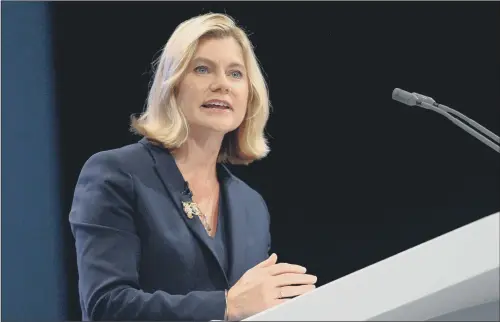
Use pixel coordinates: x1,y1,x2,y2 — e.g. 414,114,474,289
139,137,233,187
139,138,248,287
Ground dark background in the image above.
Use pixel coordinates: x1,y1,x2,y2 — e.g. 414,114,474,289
52,2,499,319
3,1,499,320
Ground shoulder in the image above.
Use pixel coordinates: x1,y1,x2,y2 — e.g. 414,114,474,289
81,141,151,175
75,141,154,198
223,167,269,213
232,176,264,201
70,144,146,234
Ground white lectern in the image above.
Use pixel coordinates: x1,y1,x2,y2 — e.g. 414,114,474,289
244,212,499,321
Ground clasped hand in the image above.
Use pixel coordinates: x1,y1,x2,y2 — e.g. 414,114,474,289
226,253,317,321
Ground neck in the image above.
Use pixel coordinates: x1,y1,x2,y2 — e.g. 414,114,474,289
173,129,225,185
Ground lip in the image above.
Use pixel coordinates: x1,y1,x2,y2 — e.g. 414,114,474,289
202,99,233,110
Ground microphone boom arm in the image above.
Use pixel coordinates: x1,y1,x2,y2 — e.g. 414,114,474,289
431,103,500,144
392,88,500,153
418,101,500,153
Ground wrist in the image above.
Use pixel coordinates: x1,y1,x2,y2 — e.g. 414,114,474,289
226,288,237,321
224,289,229,321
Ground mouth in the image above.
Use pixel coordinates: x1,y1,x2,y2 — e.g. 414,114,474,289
201,99,232,110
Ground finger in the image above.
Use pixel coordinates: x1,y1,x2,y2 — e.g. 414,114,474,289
278,284,316,298
267,298,287,309
273,273,317,287
255,253,278,268
265,263,307,276
272,298,288,306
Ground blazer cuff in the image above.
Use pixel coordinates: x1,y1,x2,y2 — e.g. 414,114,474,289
205,290,227,321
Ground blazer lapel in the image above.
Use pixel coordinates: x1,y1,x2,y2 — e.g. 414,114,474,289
222,168,249,287
139,139,229,286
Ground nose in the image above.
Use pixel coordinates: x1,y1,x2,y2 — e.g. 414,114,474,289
209,73,231,94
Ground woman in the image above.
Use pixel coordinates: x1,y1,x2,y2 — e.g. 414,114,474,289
69,13,317,321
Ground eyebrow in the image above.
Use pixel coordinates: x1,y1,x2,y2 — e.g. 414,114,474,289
192,57,246,70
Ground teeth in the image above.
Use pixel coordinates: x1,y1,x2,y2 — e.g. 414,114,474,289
205,102,228,107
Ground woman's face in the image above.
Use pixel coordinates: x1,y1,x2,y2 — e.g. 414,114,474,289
176,36,249,135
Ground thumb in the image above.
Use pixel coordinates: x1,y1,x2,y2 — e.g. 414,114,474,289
255,253,278,268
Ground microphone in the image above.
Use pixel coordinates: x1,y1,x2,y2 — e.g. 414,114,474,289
392,88,436,106
392,88,500,153
182,181,193,198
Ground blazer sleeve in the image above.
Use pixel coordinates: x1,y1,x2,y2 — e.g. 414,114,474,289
259,194,272,255
69,151,226,321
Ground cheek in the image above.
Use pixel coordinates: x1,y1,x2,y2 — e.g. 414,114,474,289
234,85,250,110
178,83,205,106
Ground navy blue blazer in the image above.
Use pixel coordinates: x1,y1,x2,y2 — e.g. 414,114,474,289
69,138,271,321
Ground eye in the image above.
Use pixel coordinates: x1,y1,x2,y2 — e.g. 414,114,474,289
194,65,209,74
230,70,243,79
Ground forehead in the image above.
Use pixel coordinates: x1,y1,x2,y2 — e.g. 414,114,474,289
192,36,245,66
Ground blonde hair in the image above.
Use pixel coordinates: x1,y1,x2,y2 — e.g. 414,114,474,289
131,13,270,165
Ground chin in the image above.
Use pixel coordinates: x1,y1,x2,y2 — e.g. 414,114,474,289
188,120,239,135
193,116,243,134
205,122,240,134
